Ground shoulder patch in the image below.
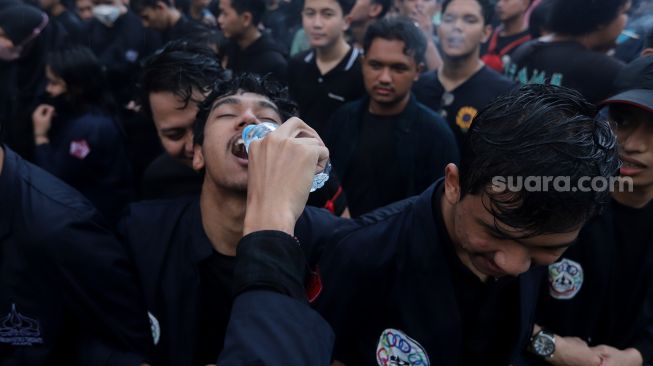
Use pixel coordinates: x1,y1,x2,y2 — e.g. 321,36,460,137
455,106,478,133
69,139,91,159
0,304,44,346
148,311,160,345
376,328,429,366
548,258,584,300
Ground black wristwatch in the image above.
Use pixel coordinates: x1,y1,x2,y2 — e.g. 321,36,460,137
530,329,556,358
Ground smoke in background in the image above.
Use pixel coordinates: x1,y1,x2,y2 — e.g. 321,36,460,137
629,0,653,35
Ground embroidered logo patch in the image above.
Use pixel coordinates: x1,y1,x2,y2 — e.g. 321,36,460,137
69,140,91,159
548,258,584,300
148,311,160,345
0,304,44,346
455,106,478,133
376,328,430,366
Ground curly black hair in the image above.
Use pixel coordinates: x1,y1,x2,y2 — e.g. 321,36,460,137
363,17,427,65
193,73,298,146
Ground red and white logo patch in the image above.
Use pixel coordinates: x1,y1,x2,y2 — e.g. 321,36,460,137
69,140,91,160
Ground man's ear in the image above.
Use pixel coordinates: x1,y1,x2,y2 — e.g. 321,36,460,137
342,14,351,31
369,2,382,18
481,24,492,43
192,144,205,171
443,163,462,205
241,11,253,28
414,62,425,80
155,0,168,10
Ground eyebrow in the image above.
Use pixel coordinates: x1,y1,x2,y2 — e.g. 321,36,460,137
211,97,280,114
476,218,577,250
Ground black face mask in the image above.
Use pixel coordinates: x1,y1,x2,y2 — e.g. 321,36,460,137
40,93,76,119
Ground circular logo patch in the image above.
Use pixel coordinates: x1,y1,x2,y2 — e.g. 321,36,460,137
548,258,584,300
376,328,429,366
455,106,478,133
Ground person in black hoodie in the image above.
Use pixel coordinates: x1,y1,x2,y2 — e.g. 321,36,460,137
0,0,68,160
218,0,287,81
31,46,133,224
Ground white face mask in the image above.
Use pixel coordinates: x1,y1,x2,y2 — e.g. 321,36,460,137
92,4,121,27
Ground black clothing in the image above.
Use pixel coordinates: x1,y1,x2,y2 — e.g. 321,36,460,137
325,95,459,216
164,14,212,43
442,232,521,365
82,12,161,105
33,109,133,224
261,2,296,53
412,66,515,149
314,181,546,366
218,230,334,366
0,146,152,365
506,40,624,104
141,153,202,200
195,251,235,365
53,10,85,43
0,20,68,160
118,197,346,366
536,199,653,364
288,47,365,137
224,33,287,81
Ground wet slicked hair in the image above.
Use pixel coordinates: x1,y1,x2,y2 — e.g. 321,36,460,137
139,40,224,118
460,84,620,236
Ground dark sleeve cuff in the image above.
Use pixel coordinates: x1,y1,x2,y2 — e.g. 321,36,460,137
234,230,307,301
632,338,653,364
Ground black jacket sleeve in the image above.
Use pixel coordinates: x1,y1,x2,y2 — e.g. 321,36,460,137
218,231,334,366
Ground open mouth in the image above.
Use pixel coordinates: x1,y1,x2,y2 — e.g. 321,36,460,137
231,137,247,160
622,160,646,169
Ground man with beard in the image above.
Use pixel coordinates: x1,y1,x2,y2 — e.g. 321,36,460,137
325,17,459,217
118,73,345,366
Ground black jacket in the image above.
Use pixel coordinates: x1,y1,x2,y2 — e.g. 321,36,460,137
118,197,349,366
325,95,459,215
224,33,287,81
315,181,545,366
0,146,152,365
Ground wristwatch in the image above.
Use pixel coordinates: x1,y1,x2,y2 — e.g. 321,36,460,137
530,329,556,358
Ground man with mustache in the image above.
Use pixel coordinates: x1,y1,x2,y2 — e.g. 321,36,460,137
119,73,345,366
324,16,459,217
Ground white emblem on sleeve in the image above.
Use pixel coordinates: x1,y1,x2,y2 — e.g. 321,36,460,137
376,328,429,366
548,258,584,300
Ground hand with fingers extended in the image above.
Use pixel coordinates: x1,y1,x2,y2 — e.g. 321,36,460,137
32,104,55,144
243,117,330,236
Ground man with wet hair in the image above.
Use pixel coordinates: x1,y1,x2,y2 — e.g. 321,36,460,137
313,84,620,365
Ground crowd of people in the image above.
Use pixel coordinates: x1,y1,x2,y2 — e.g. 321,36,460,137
1,0,653,364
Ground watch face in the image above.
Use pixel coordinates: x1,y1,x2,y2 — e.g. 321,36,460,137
533,333,555,357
